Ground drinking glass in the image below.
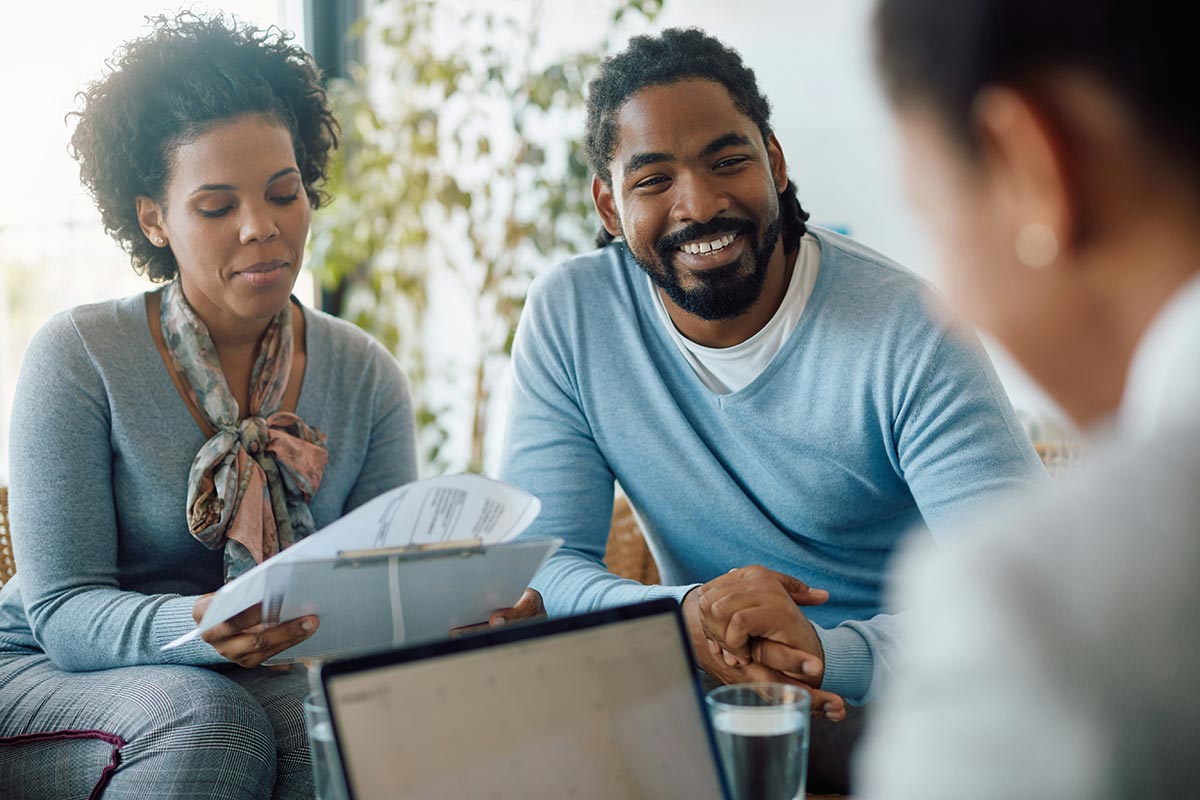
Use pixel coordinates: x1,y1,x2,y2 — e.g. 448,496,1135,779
706,682,810,800
303,692,350,800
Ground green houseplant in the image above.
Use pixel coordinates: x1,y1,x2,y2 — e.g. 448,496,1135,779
307,0,662,472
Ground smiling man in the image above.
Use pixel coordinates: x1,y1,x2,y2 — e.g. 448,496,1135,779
499,28,1046,791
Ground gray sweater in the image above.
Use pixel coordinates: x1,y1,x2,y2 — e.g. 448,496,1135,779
0,293,417,670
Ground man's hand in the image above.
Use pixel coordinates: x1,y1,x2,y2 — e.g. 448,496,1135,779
193,593,318,668
451,588,547,636
683,574,846,721
692,565,828,680
487,587,546,627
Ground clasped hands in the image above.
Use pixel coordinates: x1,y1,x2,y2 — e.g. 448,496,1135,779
683,565,847,721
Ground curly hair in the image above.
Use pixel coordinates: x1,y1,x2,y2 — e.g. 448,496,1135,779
68,11,339,282
584,28,809,249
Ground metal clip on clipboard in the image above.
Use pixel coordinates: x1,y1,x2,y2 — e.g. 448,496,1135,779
334,539,487,568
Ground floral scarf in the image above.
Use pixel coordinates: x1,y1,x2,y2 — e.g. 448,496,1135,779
160,280,329,582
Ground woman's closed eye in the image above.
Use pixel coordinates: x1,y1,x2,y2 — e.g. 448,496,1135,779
197,193,298,217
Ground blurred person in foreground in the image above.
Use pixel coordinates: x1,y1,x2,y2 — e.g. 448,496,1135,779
0,13,536,798
859,1,1200,797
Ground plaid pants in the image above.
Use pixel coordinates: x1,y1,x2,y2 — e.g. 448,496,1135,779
0,654,314,799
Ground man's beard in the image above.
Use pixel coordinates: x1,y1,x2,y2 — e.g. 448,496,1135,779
628,212,782,322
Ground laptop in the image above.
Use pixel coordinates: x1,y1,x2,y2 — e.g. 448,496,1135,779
319,598,730,800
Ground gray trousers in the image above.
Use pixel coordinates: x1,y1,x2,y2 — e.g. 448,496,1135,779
0,654,313,799
806,703,866,795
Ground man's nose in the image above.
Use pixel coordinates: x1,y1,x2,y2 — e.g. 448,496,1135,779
671,171,731,225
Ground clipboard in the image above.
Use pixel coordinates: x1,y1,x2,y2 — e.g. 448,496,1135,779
334,539,489,565
162,474,552,662
256,537,562,664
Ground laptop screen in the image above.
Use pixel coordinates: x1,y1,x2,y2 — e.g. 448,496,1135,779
322,600,727,800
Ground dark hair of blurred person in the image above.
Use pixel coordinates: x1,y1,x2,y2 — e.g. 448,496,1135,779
874,0,1198,426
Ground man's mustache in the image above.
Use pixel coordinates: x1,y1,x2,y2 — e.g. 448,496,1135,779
657,217,755,252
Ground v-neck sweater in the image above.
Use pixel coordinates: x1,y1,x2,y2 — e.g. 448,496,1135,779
1,292,417,670
500,227,1046,703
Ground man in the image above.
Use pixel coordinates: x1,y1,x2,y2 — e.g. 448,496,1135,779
499,28,1045,790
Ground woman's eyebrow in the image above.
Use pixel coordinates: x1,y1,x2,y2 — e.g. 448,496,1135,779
191,167,300,195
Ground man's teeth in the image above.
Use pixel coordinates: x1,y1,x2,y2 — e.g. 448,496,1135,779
679,233,737,255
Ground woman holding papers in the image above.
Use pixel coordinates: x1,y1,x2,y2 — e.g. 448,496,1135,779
0,13,469,799
857,1,1200,797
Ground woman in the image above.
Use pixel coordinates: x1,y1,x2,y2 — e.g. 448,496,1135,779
0,13,537,799
858,0,1200,797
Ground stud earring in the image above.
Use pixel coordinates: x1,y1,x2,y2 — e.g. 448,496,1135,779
1015,222,1058,268
155,237,166,246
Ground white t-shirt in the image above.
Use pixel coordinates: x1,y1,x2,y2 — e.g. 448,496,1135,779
651,233,821,394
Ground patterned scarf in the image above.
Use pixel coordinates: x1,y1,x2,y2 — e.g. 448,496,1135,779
160,280,329,582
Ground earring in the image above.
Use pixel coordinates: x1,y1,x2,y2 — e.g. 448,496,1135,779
155,237,165,246
1015,222,1058,268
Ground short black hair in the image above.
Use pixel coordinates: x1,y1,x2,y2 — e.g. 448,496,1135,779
69,11,339,282
874,0,1200,177
584,27,809,250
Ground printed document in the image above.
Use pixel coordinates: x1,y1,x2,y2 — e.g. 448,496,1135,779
162,474,558,661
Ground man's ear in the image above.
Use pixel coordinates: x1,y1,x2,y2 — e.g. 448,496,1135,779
972,87,1075,254
592,175,622,238
136,196,169,248
766,133,789,194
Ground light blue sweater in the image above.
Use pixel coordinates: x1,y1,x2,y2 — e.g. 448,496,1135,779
0,293,417,671
499,228,1046,704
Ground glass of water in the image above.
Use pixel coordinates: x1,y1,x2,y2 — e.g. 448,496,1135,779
706,682,810,800
303,692,350,800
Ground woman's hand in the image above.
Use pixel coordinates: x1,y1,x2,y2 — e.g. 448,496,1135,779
192,593,319,668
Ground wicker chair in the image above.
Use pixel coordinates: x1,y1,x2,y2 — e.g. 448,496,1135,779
602,441,1082,585
0,486,14,587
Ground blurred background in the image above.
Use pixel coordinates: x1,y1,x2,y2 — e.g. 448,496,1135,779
0,0,1070,483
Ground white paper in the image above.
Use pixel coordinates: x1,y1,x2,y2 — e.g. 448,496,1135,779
162,474,553,660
